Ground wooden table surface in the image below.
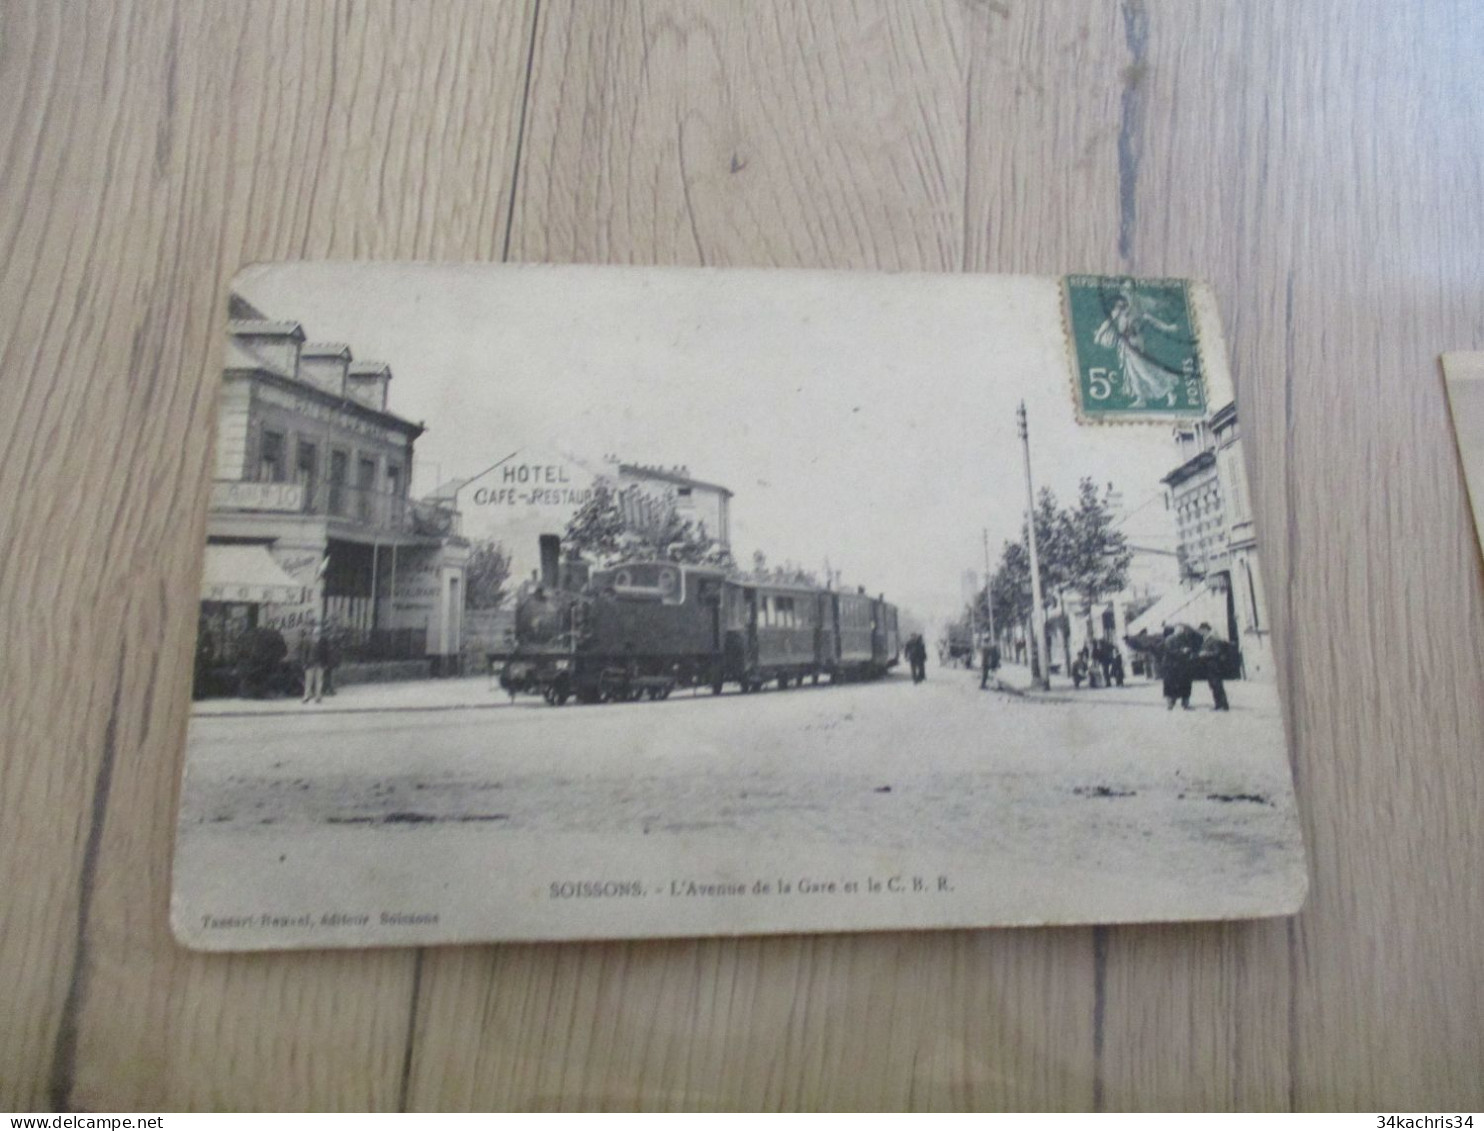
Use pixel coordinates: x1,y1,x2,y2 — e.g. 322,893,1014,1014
3,0,1482,1112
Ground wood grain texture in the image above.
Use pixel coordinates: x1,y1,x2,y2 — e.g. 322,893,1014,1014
0,0,535,1112
2,0,1482,1111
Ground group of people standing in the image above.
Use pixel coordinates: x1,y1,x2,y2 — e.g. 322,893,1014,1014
908,621,1235,712
1071,638,1125,690
1141,622,1232,711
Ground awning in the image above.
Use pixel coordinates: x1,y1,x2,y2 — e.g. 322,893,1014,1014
202,544,308,605
1126,582,1227,637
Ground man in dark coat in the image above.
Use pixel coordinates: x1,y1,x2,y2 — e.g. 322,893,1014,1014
1161,624,1201,710
1071,649,1089,689
1092,638,1116,686
1197,622,1231,711
980,640,1001,690
906,634,928,683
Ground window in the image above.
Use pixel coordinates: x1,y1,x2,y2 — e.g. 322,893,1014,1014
357,457,377,521
259,430,285,483
386,463,402,498
296,441,317,506
775,596,796,628
328,450,348,516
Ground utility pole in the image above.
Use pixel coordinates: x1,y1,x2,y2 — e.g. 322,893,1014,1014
1017,401,1050,690
982,527,995,649
967,569,978,663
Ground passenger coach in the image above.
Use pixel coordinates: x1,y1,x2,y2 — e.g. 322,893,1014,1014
500,535,900,705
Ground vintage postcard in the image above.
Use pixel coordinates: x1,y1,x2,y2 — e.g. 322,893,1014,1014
1443,352,1484,553
172,264,1306,950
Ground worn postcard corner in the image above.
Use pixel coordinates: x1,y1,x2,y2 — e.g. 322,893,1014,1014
1442,351,1484,555
173,263,1306,951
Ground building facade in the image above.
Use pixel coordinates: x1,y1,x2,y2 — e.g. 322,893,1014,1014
1153,401,1272,680
199,296,468,688
616,463,732,549
1209,402,1272,679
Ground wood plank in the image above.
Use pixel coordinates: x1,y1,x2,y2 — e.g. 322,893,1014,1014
408,928,1095,1111
1272,3,1484,1106
508,0,973,271
1079,1,1300,1108
0,0,536,1110
1092,0,1484,1109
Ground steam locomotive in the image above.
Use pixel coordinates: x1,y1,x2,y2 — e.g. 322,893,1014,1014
500,535,900,705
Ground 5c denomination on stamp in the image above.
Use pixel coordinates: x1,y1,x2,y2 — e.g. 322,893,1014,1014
1064,274,1207,423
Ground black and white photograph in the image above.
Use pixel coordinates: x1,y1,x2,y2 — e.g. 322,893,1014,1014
1443,352,1484,554
173,263,1306,949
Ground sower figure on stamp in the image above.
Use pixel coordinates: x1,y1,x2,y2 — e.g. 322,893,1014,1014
1197,622,1231,711
1093,285,1182,408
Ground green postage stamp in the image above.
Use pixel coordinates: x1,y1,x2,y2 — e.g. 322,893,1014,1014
1063,275,1207,422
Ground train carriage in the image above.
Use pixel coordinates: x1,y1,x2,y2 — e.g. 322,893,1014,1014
834,590,878,675
501,534,901,705
877,600,901,672
741,582,825,690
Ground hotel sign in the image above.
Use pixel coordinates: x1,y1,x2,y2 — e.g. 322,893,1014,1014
469,462,593,509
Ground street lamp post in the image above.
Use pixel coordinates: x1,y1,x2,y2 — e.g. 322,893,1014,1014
1017,401,1050,690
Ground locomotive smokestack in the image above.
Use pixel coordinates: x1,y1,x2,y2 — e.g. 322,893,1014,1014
539,534,561,588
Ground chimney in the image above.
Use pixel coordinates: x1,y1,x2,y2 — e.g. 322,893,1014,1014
299,343,352,397
539,534,561,589
347,360,393,412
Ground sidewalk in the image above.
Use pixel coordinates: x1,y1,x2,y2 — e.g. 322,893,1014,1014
988,660,1167,705
987,660,1275,715
192,674,516,717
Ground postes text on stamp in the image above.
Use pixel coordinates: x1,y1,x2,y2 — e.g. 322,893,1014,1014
1064,275,1206,422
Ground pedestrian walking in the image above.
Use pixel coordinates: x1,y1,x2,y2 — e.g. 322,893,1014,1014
906,634,928,683
1197,622,1231,711
980,641,1000,690
301,626,331,704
